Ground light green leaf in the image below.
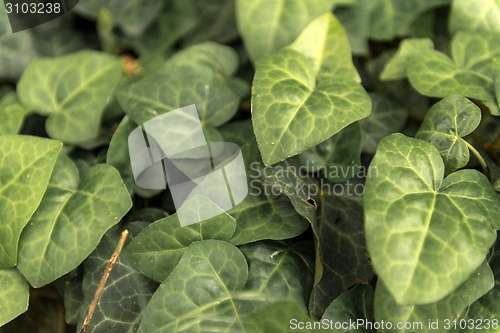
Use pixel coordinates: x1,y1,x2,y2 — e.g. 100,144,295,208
494,58,500,108
298,122,362,183
77,226,158,333
369,0,450,40
0,92,29,135
374,262,494,333
309,181,373,318
0,135,61,268
235,0,335,61
288,12,360,81
0,268,29,327
321,284,375,332
75,0,163,37
365,133,500,305
106,116,161,198
450,0,500,34
416,95,481,175
252,13,371,165
361,93,408,154
18,51,123,144
17,155,132,288
137,240,249,333
127,199,236,282
380,38,434,80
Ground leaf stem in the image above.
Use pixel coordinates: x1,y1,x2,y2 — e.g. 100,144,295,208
464,139,491,180
80,230,129,333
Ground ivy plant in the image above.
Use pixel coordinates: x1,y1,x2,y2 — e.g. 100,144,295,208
1,0,500,332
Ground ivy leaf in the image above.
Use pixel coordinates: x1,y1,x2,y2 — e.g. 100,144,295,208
235,0,335,61
74,0,163,37
374,262,494,333
309,182,373,318
0,268,29,327
380,38,434,80
361,93,408,154
0,92,30,135
335,0,373,55
365,133,500,305
127,198,236,282
0,135,61,268
137,240,249,333
17,155,132,288
18,51,123,144
450,0,500,34
77,226,158,333
117,42,244,129
0,31,40,81
322,284,375,331
493,58,500,108
408,32,500,115
369,0,450,40
416,95,481,175
252,12,371,165
298,122,362,183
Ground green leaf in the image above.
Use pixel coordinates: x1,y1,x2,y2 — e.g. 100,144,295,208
18,51,123,144
0,92,29,135
0,135,61,268
245,300,321,333
321,284,375,332
309,182,373,318
106,116,160,198
0,268,29,327
0,31,40,81
416,95,481,175
137,240,249,333
335,0,373,55
127,199,236,282
494,58,500,108
365,133,500,305
235,0,335,61
238,241,314,309
450,0,500,34
74,0,163,37
17,155,132,287
252,13,371,165
77,226,158,333
117,42,244,129
369,0,450,40
374,262,494,333
380,38,434,80
361,93,408,154
63,268,84,325
298,122,362,182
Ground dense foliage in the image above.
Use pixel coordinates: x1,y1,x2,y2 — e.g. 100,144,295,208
1,0,500,332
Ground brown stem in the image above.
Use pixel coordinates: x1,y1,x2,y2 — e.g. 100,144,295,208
80,230,129,333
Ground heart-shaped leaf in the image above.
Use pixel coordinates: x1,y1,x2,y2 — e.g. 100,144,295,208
380,38,434,80
0,135,61,268
235,0,335,61
374,262,494,333
365,133,500,305
17,155,132,287
0,268,29,327
127,199,236,282
18,51,123,144
137,240,249,333
416,95,481,175
450,0,500,34
252,13,371,165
